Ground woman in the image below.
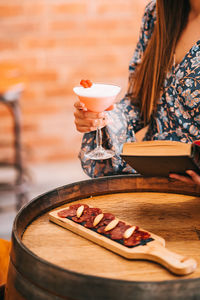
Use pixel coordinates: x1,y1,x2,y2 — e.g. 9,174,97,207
74,0,200,185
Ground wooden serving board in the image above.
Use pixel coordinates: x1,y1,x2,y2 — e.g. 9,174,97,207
49,206,197,276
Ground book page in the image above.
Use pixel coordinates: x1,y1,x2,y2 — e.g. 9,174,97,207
122,141,191,156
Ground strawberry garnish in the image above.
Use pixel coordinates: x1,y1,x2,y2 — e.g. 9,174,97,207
80,79,92,88
85,80,92,87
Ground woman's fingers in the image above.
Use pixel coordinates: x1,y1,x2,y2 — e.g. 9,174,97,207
75,125,97,133
186,170,200,185
74,100,112,133
169,171,200,185
74,101,87,111
74,109,109,133
74,109,105,120
74,114,107,128
75,121,108,133
169,173,194,184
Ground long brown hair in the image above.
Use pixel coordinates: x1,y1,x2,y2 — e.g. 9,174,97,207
131,0,190,125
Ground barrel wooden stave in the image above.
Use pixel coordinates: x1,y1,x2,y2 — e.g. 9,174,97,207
6,258,200,300
5,175,200,300
5,260,75,300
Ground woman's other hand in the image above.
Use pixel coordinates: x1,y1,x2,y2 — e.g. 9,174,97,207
169,170,200,185
74,101,114,133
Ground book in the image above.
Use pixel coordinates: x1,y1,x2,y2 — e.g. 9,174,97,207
121,140,200,177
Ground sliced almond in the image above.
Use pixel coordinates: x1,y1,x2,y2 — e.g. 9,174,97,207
104,219,119,232
93,213,104,227
123,226,136,239
76,205,84,218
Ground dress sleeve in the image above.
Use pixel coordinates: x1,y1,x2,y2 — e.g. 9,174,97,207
79,1,156,178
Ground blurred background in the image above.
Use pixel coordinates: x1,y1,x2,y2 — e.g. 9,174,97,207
0,0,148,239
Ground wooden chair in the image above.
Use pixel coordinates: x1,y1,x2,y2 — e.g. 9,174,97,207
0,63,29,210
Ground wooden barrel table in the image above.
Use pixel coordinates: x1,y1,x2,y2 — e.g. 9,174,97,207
5,175,200,300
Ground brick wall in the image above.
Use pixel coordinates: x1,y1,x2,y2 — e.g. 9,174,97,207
0,0,149,163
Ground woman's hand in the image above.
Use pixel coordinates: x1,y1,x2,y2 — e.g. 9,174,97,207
169,170,200,185
74,101,114,133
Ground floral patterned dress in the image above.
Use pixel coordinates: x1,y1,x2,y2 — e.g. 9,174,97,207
79,0,200,178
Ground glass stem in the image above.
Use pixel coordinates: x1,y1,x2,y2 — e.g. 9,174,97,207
96,127,103,150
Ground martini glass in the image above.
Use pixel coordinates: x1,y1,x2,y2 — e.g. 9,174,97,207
73,83,121,160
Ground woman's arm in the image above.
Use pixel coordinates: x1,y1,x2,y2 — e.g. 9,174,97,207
78,1,156,178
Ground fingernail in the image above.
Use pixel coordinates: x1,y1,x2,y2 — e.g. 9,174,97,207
186,170,192,174
79,107,87,111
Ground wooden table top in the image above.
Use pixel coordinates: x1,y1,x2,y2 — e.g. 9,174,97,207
22,191,200,282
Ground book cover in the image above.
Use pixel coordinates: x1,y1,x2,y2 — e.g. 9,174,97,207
121,141,200,177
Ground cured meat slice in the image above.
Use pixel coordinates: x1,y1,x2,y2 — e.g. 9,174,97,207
72,207,102,227
123,229,151,247
96,213,115,227
137,230,151,240
109,222,132,240
83,208,102,228
58,204,89,218
123,234,142,247
96,213,115,234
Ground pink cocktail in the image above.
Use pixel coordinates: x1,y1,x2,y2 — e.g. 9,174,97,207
73,83,121,112
73,83,121,159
